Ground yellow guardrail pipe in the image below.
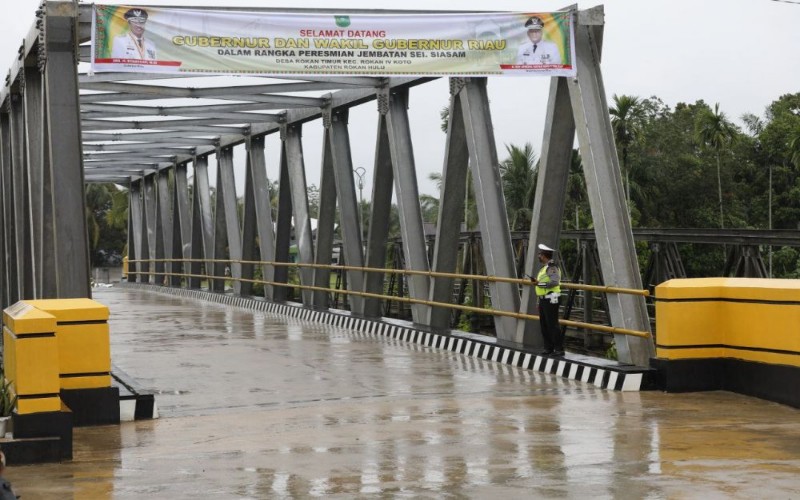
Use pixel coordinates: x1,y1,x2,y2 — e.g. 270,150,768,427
127,258,651,339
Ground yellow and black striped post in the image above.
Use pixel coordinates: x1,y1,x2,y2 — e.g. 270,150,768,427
25,299,112,391
2,302,61,414
23,299,119,426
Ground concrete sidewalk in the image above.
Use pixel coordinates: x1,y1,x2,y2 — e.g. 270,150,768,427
7,287,800,498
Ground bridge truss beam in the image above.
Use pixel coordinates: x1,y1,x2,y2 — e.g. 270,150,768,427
0,2,661,367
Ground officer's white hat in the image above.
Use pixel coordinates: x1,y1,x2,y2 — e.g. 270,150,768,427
525,16,545,30
537,243,556,253
124,8,149,23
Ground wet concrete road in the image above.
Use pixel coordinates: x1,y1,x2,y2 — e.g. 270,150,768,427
8,287,800,498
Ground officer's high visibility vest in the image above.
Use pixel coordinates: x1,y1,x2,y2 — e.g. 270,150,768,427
535,263,561,297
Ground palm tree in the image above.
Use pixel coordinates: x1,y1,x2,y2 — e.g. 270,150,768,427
106,186,129,230
790,131,800,169
566,149,586,229
694,103,737,228
439,106,450,133
609,94,644,209
84,183,113,252
420,172,442,223
499,143,538,231
426,171,478,230
742,112,770,275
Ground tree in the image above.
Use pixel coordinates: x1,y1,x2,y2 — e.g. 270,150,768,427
439,106,450,133
790,131,800,169
694,102,737,228
499,143,538,231
609,94,644,208
420,172,442,224
84,183,127,266
752,93,800,229
565,149,587,230
106,187,129,230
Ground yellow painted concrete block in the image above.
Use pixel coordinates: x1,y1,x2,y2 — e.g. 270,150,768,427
720,278,800,302
2,302,57,335
656,278,800,368
16,396,62,415
25,298,110,322
724,303,800,353
2,327,60,396
60,375,112,390
56,323,111,376
655,300,723,347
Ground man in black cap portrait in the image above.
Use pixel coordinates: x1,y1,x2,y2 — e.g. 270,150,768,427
516,16,561,66
531,243,564,356
111,8,157,60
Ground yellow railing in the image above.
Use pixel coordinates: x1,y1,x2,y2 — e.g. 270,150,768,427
127,258,651,339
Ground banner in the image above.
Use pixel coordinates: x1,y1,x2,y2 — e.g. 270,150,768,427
91,6,576,77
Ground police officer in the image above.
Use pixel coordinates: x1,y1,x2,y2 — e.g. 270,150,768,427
111,8,157,60
516,16,562,66
531,243,564,356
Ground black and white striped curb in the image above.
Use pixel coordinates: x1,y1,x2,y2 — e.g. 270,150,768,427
122,283,649,392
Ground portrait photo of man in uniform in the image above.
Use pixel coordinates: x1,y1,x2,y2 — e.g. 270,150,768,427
111,8,157,60
516,16,561,66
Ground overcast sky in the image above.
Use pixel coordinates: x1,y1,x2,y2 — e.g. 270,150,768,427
1,0,799,197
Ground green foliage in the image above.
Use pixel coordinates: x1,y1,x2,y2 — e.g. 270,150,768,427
500,142,538,230
455,290,476,332
772,247,800,278
0,376,17,418
610,94,646,207
440,105,450,133
564,149,589,229
85,183,127,266
694,102,738,228
605,340,618,361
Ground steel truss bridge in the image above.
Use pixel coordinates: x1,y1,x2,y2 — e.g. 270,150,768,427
8,2,789,369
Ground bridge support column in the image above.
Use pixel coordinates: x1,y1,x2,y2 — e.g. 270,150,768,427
241,136,276,298
10,87,34,300
24,64,46,298
0,109,16,308
274,130,294,302
44,1,89,298
567,15,654,366
128,180,147,283
460,78,519,341
170,162,191,288
384,87,430,325
210,151,231,292
313,127,337,310
361,107,394,319
190,154,214,290
427,79,470,331
215,146,243,295
143,174,157,284
283,126,316,307
155,168,172,285
327,110,365,314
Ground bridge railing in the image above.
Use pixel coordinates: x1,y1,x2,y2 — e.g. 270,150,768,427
126,258,651,339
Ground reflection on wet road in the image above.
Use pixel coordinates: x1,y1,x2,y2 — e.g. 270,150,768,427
9,288,800,498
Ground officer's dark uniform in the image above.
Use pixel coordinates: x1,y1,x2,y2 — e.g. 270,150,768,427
534,244,564,356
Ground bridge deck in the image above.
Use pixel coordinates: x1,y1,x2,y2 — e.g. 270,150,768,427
7,287,800,498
